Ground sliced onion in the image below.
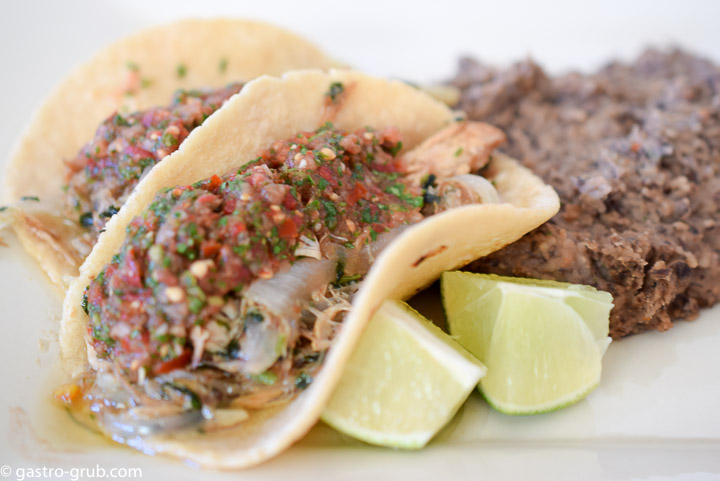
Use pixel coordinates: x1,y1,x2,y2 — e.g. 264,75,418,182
245,258,337,321
295,235,322,260
437,174,500,208
101,408,203,439
201,408,249,433
238,320,284,375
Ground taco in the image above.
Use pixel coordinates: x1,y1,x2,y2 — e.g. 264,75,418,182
59,69,559,468
2,18,336,291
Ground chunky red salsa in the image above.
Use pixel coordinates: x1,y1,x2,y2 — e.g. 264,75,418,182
64,83,244,236
84,124,424,386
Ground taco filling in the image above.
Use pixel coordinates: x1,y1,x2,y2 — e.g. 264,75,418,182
64,83,244,242
64,120,505,441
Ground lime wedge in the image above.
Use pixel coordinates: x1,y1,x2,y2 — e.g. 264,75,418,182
441,272,613,415
322,299,486,449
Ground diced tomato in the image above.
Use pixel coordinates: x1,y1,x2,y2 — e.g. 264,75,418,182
208,174,222,190
231,222,247,237
53,383,81,405
318,166,338,187
201,240,221,258
153,348,192,375
124,144,154,160
119,248,143,288
347,182,368,204
278,218,298,240
283,191,297,210
223,197,237,214
196,193,217,206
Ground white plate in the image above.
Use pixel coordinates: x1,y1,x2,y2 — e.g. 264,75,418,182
2,2,720,480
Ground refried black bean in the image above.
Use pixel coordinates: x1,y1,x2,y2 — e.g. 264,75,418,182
453,49,720,338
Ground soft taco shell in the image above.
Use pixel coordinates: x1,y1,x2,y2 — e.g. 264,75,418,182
2,18,337,291
60,69,559,468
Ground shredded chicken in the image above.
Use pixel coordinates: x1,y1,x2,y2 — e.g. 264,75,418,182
401,121,506,183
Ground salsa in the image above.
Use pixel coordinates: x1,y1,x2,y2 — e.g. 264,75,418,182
83,124,424,410
64,83,244,237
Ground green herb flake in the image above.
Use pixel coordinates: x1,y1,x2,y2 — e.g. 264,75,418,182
112,113,131,127
321,200,338,229
338,273,362,285
81,293,89,315
232,244,249,256
326,82,344,102
77,212,93,227
454,147,464,157
295,372,313,390
162,131,178,147
99,205,119,219
167,384,202,410
177,64,187,79
188,297,205,314
389,141,403,157
219,58,228,73
253,371,278,385
386,183,405,197
20,195,40,202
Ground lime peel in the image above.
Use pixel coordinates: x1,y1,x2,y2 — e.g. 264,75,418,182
442,271,613,415
322,299,486,449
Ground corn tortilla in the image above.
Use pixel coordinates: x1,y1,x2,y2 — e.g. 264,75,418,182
2,18,337,291
60,69,559,468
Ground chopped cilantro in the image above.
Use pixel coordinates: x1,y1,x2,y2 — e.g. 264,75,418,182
112,113,131,127
188,297,205,314
337,273,362,285
386,183,405,197
361,207,378,224
162,132,178,147
321,200,338,229
20,195,40,202
326,82,344,102
81,292,88,315
167,384,201,410
79,212,94,227
98,205,119,219
295,372,313,390
177,64,187,79
389,141,403,157
245,310,264,324
253,371,278,385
